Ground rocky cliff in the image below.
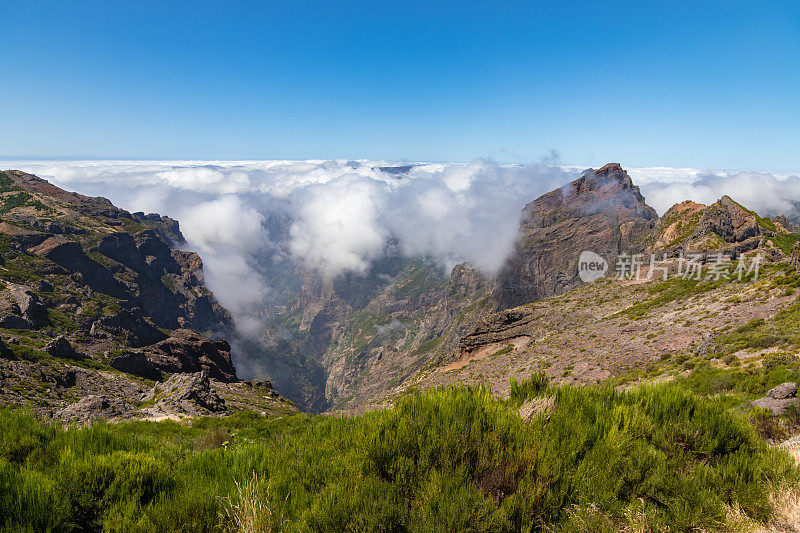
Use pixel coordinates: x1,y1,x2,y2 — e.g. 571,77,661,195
653,195,796,258
0,170,295,422
494,163,659,309
250,163,664,411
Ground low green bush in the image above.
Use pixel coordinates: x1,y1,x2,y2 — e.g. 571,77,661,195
0,377,796,531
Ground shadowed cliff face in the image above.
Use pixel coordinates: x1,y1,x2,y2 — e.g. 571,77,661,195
0,170,299,422
494,163,659,309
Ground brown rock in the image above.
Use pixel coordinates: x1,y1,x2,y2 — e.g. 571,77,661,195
44,335,85,360
752,382,799,415
108,350,162,380
57,394,134,424
143,329,237,382
495,163,658,308
766,382,798,400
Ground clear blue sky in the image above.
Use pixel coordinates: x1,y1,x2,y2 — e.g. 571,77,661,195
1,1,798,169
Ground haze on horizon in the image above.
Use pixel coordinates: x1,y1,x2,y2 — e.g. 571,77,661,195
1,1,799,171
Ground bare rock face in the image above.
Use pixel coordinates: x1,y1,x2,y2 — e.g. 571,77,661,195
141,371,227,417
449,262,486,298
767,382,798,400
0,283,47,329
654,195,791,257
143,329,237,382
495,163,658,308
90,310,168,348
57,394,134,424
773,215,799,233
791,242,800,272
752,382,799,415
108,350,162,380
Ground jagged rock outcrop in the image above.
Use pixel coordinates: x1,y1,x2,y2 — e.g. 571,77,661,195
0,283,47,329
654,196,795,257
57,394,134,424
495,163,658,308
141,371,227,417
108,350,162,380
45,335,85,360
143,329,237,382
773,215,799,233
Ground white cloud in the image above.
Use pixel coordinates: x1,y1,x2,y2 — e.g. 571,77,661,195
4,158,799,344
629,168,800,215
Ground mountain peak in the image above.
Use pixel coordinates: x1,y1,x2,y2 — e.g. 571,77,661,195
495,165,658,308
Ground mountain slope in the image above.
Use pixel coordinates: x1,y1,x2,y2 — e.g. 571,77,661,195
0,170,296,421
254,163,665,411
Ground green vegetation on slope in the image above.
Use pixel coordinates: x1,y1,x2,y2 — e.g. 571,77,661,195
771,233,800,256
618,277,728,319
1,375,796,532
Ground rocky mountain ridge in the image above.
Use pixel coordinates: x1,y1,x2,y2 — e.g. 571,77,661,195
3,165,798,418
0,169,296,422
270,163,800,412
495,162,659,308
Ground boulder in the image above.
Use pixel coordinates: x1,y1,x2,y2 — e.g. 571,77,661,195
0,337,14,359
108,350,162,380
143,329,237,382
767,382,798,400
57,394,133,424
0,283,47,329
752,382,799,415
44,335,85,360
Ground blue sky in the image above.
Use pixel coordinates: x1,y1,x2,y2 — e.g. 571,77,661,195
1,1,798,169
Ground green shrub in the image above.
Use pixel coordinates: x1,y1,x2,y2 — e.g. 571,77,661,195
509,370,549,404
0,380,797,531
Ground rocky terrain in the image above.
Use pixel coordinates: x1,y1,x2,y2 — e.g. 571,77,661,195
255,162,800,413
2,164,798,421
0,170,296,422
388,261,800,404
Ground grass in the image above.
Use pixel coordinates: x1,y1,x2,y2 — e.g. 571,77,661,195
618,277,726,319
491,344,514,357
0,172,23,194
716,298,800,353
771,233,800,256
1,375,797,531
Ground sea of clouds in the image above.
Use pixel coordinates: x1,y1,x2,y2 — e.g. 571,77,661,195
3,159,798,339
